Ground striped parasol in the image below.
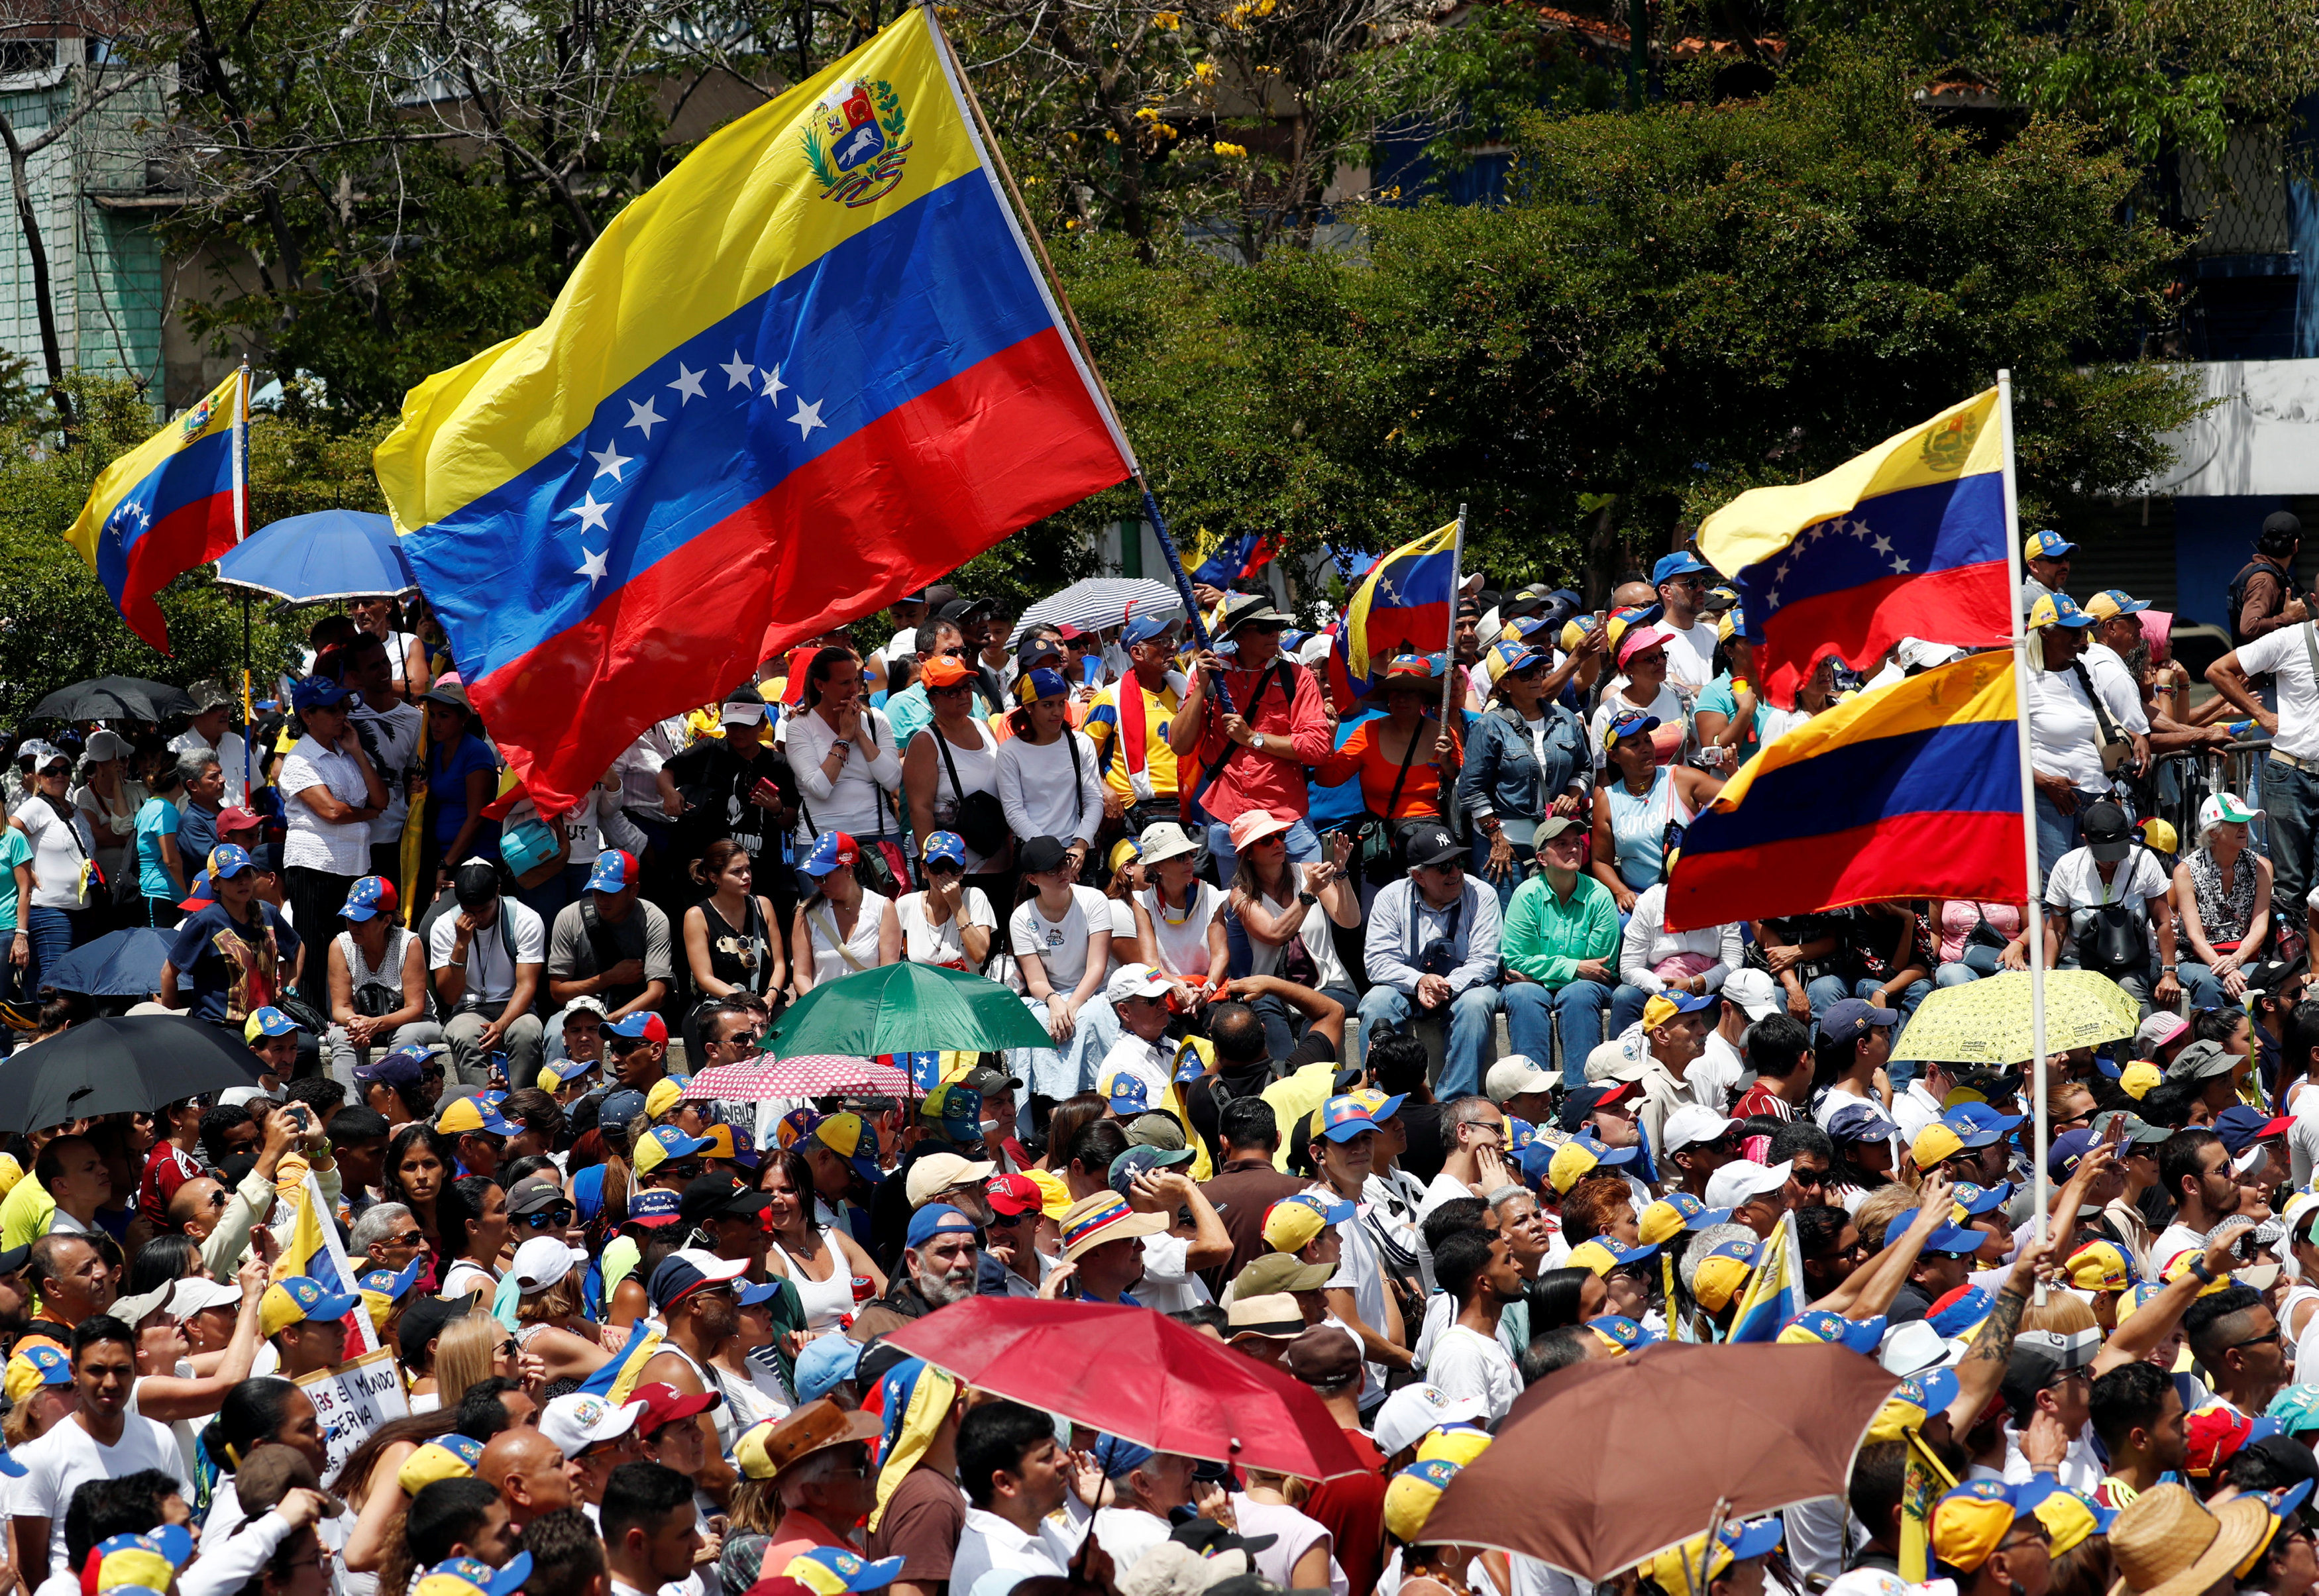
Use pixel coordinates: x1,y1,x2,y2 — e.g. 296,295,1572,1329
1007,578,1183,643
686,1055,912,1100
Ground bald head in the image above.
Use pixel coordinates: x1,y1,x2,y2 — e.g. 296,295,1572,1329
168,1176,226,1238
480,1426,576,1526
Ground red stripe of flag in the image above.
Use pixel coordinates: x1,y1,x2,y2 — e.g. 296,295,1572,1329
1753,560,2011,708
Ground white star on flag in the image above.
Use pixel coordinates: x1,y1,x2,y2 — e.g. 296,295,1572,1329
589,442,631,483
668,364,706,404
1890,556,1912,573
576,547,610,586
762,366,788,402
790,398,826,439
564,494,612,533
625,398,663,439
1871,535,1894,556
721,352,755,390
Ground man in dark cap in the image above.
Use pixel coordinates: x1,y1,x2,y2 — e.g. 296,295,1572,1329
2232,511,2305,649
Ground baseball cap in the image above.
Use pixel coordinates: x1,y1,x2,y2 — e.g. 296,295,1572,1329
2024,529,2077,561
1910,1122,1967,1169
89,1528,197,1596
414,1556,534,1596
1105,963,1173,1006
800,831,859,878
1108,1144,1191,1196
1315,1095,1385,1143
1120,613,1177,647
1130,1111,1190,1153
1559,1080,1635,1133
1372,1385,1491,1458
437,1095,514,1137
586,849,640,892
2027,592,2095,631
2120,1062,2164,1100
339,876,397,922
810,1112,882,1183
2167,1039,2236,1082
1539,1134,1640,1195
1719,967,1780,1021
1014,667,1069,705
606,1010,669,1044
1565,1238,1659,1277
1263,1191,1354,1253
1,1344,68,1403
904,1151,997,1208
1399,822,1461,869
1824,1102,1900,1144
2214,1105,2292,1155
904,1202,979,1251
677,1172,773,1229
792,1339,867,1405
647,1248,749,1312
719,687,768,726
399,1435,485,1493
2047,1128,2106,1181
2064,1240,2140,1295
920,830,967,867
1820,998,1898,1047
2185,1405,2278,1479
541,1391,645,1457
1384,1459,1464,1545
2084,589,2150,622
1931,1479,2063,1573
243,1006,300,1042
628,1380,723,1438
1652,551,1712,584
1484,1056,1555,1104
633,1124,710,1178
1644,1518,1782,1596
1888,1206,1985,1256
918,1082,985,1142
1703,1157,1792,1210
1662,1104,1740,1155
1944,1102,2023,1145
259,1275,360,1337
176,1271,253,1316
352,1043,433,1092
1638,1192,1732,1246
984,1173,1042,1218
694,1122,761,1169
290,674,351,711
2137,1011,2190,1055
2267,1386,2319,1438
1641,990,1717,1032
1691,1238,1758,1312
1229,1253,1336,1303
1778,1310,1886,1356
1103,1072,1151,1116
641,1071,689,1116
780,1549,908,1596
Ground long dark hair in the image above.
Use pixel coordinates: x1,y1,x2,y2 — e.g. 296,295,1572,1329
758,1147,818,1236
200,1377,301,1473
802,645,857,711
329,1409,458,1499
127,1236,203,1297
439,1175,500,1261
1525,1267,1595,1332
382,1124,455,1217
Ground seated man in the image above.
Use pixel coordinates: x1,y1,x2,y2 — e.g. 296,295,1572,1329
429,859,547,1086
1498,817,1619,1087
547,850,673,1027
2044,800,2175,1014
1360,822,1503,1101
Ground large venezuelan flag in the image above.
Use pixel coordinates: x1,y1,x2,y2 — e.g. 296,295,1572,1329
1662,652,2024,932
1345,521,1458,682
64,369,246,653
374,11,1132,811
1698,389,2010,708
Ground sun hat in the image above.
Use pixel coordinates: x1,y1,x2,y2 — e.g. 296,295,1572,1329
1228,808,1295,851
904,1151,997,1208
2106,1481,2275,1596
1137,821,1201,864
1059,1191,1169,1261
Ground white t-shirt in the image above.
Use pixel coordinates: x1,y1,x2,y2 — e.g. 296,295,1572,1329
2080,641,2152,734
168,727,251,806
2044,846,2167,961
15,1414,192,1569
1311,1180,1390,1408
1136,880,1224,981
2238,623,2319,761
1425,1322,1522,1422
1010,885,1112,993
279,733,374,873
1242,884,1350,992
1692,1030,1745,1114
896,886,996,970
2025,660,2107,792
11,797,93,909
995,730,1105,846
2151,1222,2208,1275
427,898,547,1004
1098,1032,1173,1105
800,890,891,986
1589,684,1685,769
442,1260,498,1297
1658,621,1721,697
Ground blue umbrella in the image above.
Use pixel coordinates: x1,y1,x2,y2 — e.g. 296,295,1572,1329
40,928,175,997
216,510,417,604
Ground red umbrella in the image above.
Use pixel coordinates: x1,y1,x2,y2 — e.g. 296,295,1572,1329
1419,1342,1898,1581
687,1055,912,1098
879,1299,1364,1481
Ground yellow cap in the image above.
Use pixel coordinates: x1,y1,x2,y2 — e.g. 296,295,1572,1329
1911,1123,1965,1168
1415,1425,1493,1467
1646,1535,1734,1596
645,1077,687,1122
1024,1168,1074,1220
1383,1459,1460,1545
2121,1062,2162,1100
2141,818,2180,853
397,1437,482,1495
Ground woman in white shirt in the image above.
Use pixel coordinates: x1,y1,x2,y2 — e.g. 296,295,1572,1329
71,729,144,910
1228,810,1358,1060
995,669,1104,865
789,830,898,993
1008,834,1118,1100
901,655,1008,884
786,647,905,868
1131,821,1226,999
10,741,97,988
279,676,387,1006
327,875,441,1078
894,831,997,970
437,1174,510,1299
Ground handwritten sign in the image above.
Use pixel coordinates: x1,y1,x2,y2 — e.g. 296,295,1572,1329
296,1347,410,1481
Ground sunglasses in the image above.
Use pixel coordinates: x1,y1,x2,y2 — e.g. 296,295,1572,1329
925,859,964,875
500,1339,520,1359
663,1161,706,1181
930,684,971,698
518,1206,574,1229
386,1228,423,1246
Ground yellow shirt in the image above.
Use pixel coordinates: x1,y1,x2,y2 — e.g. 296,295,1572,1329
0,1173,53,1253
1083,675,1184,802
1262,1060,1340,1173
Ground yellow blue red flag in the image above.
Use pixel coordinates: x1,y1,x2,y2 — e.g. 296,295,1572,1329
580,1318,665,1404
1663,653,2024,932
374,10,1132,812
64,369,246,652
1698,389,2010,708
1727,1210,1807,1343
1345,522,1458,682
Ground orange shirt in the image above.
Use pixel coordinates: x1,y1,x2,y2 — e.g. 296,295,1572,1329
1314,719,1461,820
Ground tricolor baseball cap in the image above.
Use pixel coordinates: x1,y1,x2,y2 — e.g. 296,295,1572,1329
437,1095,514,1137
1565,1238,1658,1277
1105,1073,1150,1115
2027,592,2095,631
339,875,397,922
780,1549,908,1596
178,871,217,912
207,843,256,879
243,1006,300,1042
1315,1095,1385,1144
1931,1479,2062,1573
88,1528,196,1596
398,1434,485,1493
260,1275,360,1337
1263,1191,1354,1253
801,831,859,877
2024,529,2077,560
415,1556,535,1596
696,1122,761,1169
625,1189,684,1228
647,1248,749,1312
633,1124,712,1175
1690,1238,1758,1312
810,1112,882,1183
606,1010,669,1045
2064,1240,2139,1295
1638,1192,1731,1246
1543,1134,1639,1196
1778,1310,1885,1355
586,849,640,892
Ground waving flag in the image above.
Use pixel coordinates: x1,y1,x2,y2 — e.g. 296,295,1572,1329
375,9,1132,812
580,1318,665,1404
1699,389,2010,708
1345,522,1458,682
1727,1210,1807,1343
64,368,246,651
1664,653,2023,931
1191,531,1277,587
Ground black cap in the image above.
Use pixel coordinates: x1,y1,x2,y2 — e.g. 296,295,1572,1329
1018,835,1069,875
1403,823,1462,868
959,1062,1022,1096
2082,800,2132,861
935,598,993,623
1503,584,1556,616
398,1291,481,1358
0,1244,29,1277
453,859,502,910
679,1171,772,1228
1560,1085,1613,1132
2263,510,2304,542
1172,1520,1280,1559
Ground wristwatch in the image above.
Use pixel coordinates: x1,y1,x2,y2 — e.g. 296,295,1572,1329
2189,1255,2216,1283
1297,890,1319,907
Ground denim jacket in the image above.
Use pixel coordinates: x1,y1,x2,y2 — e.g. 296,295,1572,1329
1458,700,1586,824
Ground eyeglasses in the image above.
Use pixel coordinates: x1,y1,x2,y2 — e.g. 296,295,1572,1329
663,1161,705,1181
930,684,971,698
1667,576,1708,590
1788,1168,1828,1189
386,1228,424,1247
499,1339,520,1358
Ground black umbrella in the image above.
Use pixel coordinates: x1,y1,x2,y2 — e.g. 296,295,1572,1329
29,676,197,723
0,1016,264,1131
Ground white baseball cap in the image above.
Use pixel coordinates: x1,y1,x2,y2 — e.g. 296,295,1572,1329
1485,1056,1556,1104
1719,968,1781,1022
1704,1157,1793,1210
541,1391,644,1456
1584,1041,1650,1085
512,1237,586,1295
1370,1383,1490,1458
1662,1104,1742,1157
1105,963,1173,1005
168,1275,243,1318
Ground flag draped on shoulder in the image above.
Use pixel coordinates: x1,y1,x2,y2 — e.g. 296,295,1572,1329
580,1318,666,1404
1698,389,2010,708
1664,653,2024,931
1726,1211,1807,1344
65,368,246,652
374,8,1133,812
1345,522,1458,682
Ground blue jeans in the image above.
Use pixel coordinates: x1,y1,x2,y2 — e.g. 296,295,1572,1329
1204,818,1321,889
1358,981,1501,1100
1470,833,1537,913
1609,983,1650,1037
1934,961,1981,988
2177,961,2230,1010
2035,789,2106,888
1014,992,1120,1103
25,904,78,1001
1503,978,1611,1086
1252,986,1360,1065
2264,757,2319,937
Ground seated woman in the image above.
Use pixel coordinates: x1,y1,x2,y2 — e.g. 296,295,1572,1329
1927,898,2031,987
1590,710,1722,914
2174,792,2271,1008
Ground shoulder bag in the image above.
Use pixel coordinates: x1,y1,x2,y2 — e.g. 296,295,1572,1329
2067,659,2133,777
1347,726,1423,888
932,725,1008,858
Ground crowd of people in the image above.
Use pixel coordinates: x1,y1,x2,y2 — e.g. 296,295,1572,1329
0,512,2312,1596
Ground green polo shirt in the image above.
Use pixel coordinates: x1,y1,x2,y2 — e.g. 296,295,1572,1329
1501,871,1620,987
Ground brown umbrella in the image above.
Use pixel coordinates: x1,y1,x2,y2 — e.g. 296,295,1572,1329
1420,1341,1898,1581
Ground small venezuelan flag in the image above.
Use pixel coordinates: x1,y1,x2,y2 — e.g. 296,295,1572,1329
1699,388,2010,708
1662,652,2024,932
1191,530,1275,588
64,368,247,652
376,9,1132,813
1346,522,1458,682
1726,1210,1807,1344
580,1318,665,1405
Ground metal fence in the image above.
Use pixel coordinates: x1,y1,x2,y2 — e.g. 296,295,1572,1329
2145,736,2272,855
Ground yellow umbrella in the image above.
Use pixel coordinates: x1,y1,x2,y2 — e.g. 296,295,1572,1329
1889,969,2142,1067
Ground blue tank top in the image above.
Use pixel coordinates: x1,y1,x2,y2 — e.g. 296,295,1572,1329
1606,766,1674,890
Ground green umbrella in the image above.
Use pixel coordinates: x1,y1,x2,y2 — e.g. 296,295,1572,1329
764,963,1054,1059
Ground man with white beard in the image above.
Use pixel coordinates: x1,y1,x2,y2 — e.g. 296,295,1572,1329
847,1204,980,1341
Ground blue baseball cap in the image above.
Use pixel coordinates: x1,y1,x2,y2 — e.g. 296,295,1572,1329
922,1083,983,1139
360,1256,425,1302
1929,1286,1998,1338
1950,1181,2015,1217
785,1549,906,1595
1824,1101,1900,1144
1942,1102,2022,1147
2027,592,2096,631
921,831,967,867
1014,667,1069,705
734,1277,784,1308
207,843,256,880
1015,632,1065,668
606,1010,668,1042
244,1006,299,1039
2049,1128,2102,1180
1093,1434,1156,1479
2214,1104,2291,1156
339,875,395,922
1121,613,1177,647
1603,710,1660,748
1891,1208,1986,1257
289,674,351,712
1652,551,1713,585
906,1203,978,1250
586,849,639,892
1106,1075,1150,1114
602,1087,648,1130
543,1057,595,1083
354,1043,432,1089
2025,530,2076,560
1778,1309,1885,1356
1317,1095,1385,1143
792,1335,864,1403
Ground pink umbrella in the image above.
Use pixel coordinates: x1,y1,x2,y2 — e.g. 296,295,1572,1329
687,1055,912,1098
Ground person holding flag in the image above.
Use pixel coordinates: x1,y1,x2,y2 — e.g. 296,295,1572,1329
1170,592,1335,884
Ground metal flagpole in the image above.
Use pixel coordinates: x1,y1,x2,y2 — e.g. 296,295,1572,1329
1998,369,2051,1242
234,360,253,805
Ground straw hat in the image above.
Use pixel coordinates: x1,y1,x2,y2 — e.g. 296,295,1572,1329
2106,1483,2272,1596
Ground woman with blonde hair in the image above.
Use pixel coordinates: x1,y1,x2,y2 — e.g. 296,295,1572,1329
431,1308,523,1405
